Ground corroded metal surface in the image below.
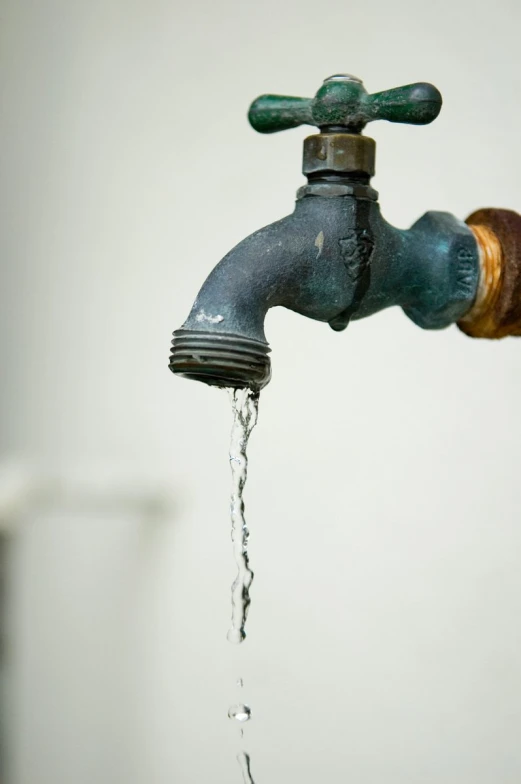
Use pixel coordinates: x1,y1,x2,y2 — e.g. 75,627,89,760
248,76,442,135
458,209,521,338
170,194,480,388
458,224,503,337
303,133,376,178
169,74,520,390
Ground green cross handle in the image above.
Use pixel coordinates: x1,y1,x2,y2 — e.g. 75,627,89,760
248,74,442,135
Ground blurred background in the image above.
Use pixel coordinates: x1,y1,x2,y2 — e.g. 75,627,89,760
1,0,521,782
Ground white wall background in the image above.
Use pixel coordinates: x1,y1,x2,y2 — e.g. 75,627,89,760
1,0,521,782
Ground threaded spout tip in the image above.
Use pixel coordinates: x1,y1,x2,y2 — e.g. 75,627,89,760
169,330,271,390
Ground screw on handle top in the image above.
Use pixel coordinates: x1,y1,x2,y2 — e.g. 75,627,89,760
248,74,442,135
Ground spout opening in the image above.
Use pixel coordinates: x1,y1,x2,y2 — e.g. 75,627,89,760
169,330,271,390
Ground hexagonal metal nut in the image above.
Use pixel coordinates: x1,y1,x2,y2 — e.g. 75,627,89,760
303,134,376,178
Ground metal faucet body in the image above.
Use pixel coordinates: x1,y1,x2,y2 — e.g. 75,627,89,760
180,183,478,333
170,75,519,389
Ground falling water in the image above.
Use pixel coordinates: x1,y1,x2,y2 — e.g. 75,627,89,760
228,704,251,723
225,387,259,784
237,752,255,784
226,387,259,644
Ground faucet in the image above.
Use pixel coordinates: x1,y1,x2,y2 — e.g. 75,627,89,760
170,74,521,390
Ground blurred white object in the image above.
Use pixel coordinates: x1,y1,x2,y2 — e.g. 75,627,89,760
2,465,177,784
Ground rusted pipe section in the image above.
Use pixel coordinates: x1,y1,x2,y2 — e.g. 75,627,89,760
458,209,521,338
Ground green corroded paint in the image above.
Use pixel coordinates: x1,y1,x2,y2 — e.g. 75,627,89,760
247,95,312,133
170,74,477,391
249,79,442,134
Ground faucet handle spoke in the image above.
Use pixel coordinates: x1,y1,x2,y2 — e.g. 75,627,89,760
363,83,443,126
248,75,442,134
247,95,313,134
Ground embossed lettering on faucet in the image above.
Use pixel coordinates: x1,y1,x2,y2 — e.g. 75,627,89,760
456,247,476,297
339,229,374,280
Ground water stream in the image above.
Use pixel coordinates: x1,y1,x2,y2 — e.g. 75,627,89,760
226,387,260,783
227,387,259,645
237,752,255,784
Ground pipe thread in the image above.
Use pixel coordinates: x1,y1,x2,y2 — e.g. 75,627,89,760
458,224,503,337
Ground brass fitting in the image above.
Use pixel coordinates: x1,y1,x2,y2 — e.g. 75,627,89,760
458,224,503,337
303,133,376,178
458,209,521,338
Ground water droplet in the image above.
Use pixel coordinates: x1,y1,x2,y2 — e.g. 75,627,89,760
228,703,251,723
227,628,245,645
